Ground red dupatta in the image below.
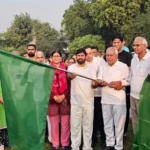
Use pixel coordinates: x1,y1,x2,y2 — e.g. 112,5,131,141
50,62,68,95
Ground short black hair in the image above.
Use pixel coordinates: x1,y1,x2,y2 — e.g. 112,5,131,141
83,45,92,49
51,50,62,57
112,35,124,42
27,44,36,49
76,48,87,56
91,46,98,51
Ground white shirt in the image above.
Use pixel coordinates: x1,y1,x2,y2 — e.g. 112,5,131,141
130,52,150,99
98,61,129,105
87,57,105,97
68,63,96,106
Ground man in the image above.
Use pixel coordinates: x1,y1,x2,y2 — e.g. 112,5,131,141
130,37,150,133
98,47,129,150
112,35,132,137
84,46,106,148
27,44,37,60
34,51,51,143
91,46,99,57
35,51,45,63
68,48,97,150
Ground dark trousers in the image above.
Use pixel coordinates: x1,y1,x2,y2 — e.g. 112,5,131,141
92,97,105,144
124,93,130,135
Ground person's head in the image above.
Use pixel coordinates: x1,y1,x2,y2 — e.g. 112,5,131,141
35,51,45,63
72,54,76,61
64,58,69,67
22,52,28,58
112,35,124,52
11,51,20,56
83,45,93,62
68,58,76,66
76,48,87,65
27,44,36,57
51,51,62,64
106,47,118,66
133,37,148,54
91,46,99,57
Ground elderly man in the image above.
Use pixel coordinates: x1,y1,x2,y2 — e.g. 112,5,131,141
35,51,45,63
130,37,150,134
84,46,106,147
98,47,129,150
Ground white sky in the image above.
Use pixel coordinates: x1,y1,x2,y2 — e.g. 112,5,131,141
0,0,73,33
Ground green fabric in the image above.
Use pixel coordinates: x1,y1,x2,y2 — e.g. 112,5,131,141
0,82,6,129
0,103,6,128
0,50,55,150
133,75,150,150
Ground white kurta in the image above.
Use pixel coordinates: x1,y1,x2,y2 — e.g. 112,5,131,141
130,52,150,99
68,63,96,150
98,61,129,150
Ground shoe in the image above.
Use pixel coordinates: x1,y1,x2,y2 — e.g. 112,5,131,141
63,146,70,150
50,147,57,150
103,146,114,150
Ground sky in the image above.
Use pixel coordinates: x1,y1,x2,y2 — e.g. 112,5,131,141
0,0,73,33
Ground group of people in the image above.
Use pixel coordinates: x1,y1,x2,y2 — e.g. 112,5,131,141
0,35,150,150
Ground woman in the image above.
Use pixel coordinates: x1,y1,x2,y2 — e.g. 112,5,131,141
48,51,70,150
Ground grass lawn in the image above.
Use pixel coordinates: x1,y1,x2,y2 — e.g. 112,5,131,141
5,120,134,150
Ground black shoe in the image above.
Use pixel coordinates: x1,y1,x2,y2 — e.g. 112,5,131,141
103,146,114,150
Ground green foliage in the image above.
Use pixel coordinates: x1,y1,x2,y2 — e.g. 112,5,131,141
62,1,98,41
90,0,140,29
1,13,68,54
62,0,150,48
33,21,68,53
3,13,33,48
121,13,150,46
69,34,105,54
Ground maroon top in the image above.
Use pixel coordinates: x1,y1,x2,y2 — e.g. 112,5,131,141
48,64,70,116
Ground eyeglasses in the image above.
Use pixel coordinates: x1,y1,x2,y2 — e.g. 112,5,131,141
132,44,144,47
52,56,61,58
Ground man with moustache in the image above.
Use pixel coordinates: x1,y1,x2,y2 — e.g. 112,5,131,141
27,44,37,60
130,37,150,134
98,47,129,150
68,48,97,150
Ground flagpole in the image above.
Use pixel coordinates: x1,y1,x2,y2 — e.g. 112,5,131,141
52,66,97,81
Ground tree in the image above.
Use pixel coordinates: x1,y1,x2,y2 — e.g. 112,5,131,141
62,1,99,41
68,34,105,54
89,0,150,47
33,20,68,54
3,13,33,48
121,13,150,47
1,14,68,54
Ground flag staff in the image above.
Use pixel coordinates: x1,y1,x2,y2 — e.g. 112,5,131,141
52,66,97,82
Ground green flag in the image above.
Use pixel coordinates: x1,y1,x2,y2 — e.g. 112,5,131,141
133,75,150,150
0,50,55,150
